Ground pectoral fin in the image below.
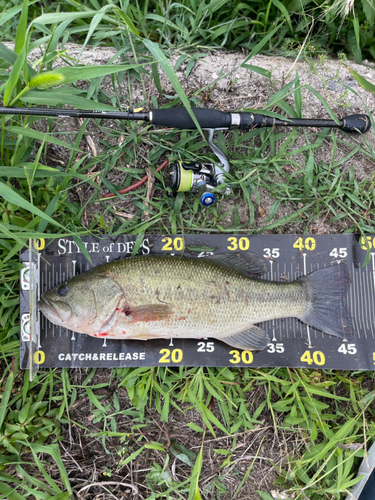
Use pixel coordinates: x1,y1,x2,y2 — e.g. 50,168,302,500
221,326,269,351
125,304,174,323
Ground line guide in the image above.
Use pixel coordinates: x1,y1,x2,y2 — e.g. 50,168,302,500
20,234,375,379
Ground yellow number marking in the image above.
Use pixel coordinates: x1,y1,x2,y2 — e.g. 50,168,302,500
161,237,173,251
305,237,316,251
360,236,375,250
33,238,45,251
241,350,253,364
293,237,304,251
171,349,183,363
229,350,253,364
159,348,183,363
227,237,250,251
293,237,316,251
300,350,325,366
227,237,238,251
239,237,250,251
174,237,184,251
33,350,45,365
300,350,313,364
162,237,184,251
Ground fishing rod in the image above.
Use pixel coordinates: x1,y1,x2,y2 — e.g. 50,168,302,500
0,106,371,206
0,106,371,133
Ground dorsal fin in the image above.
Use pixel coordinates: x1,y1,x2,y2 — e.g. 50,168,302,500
208,252,268,277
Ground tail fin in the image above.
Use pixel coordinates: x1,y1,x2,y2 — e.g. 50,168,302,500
297,264,354,339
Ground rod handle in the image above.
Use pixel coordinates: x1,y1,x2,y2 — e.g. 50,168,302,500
151,107,231,129
340,114,371,134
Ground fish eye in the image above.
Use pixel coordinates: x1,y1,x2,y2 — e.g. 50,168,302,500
57,284,69,297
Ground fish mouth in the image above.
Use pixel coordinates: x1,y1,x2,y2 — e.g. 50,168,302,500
38,295,72,323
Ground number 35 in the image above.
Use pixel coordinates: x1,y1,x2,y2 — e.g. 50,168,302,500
263,248,280,258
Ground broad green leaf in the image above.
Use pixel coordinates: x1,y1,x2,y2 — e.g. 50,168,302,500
0,2,35,30
361,0,375,23
116,8,139,35
241,64,271,78
32,11,97,25
347,67,375,94
256,492,274,500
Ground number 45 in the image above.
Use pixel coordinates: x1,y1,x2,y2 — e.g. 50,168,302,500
338,344,357,355
330,248,347,258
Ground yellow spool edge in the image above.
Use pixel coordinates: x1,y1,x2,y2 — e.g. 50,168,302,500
177,162,193,192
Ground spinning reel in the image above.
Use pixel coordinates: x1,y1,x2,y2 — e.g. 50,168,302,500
167,129,231,206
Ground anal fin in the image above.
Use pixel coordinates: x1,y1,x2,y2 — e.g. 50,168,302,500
221,326,269,351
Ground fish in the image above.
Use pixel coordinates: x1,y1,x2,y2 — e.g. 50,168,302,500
37,253,354,350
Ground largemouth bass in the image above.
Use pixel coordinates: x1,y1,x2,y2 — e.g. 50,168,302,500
37,253,353,350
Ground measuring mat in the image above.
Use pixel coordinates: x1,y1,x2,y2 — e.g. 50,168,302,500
20,234,375,377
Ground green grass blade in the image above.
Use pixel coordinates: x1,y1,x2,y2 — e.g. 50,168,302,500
3,44,27,105
5,126,82,151
22,91,122,110
14,0,28,55
0,181,65,230
0,357,16,429
32,10,97,25
304,85,339,123
348,67,375,94
142,39,204,137
241,24,281,65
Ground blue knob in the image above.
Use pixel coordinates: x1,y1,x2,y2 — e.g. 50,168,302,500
200,192,215,206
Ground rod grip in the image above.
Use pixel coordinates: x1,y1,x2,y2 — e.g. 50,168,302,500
151,107,231,129
340,114,371,134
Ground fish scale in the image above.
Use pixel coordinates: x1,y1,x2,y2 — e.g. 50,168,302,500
38,254,353,351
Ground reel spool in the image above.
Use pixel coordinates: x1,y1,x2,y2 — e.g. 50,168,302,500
168,161,217,206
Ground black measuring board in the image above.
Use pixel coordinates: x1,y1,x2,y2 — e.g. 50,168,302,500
19,234,375,371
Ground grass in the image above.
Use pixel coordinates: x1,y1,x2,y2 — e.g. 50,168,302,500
1,0,375,498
